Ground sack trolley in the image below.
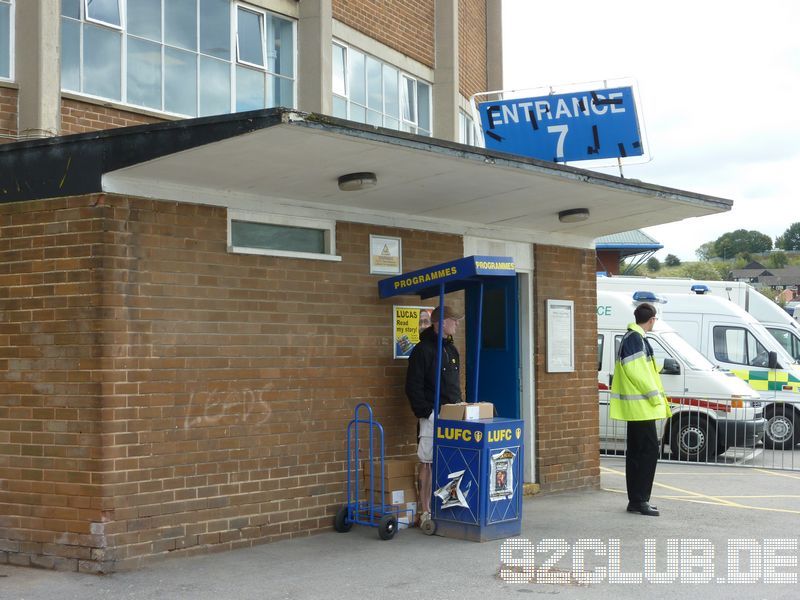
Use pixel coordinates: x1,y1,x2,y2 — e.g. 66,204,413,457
334,402,414,540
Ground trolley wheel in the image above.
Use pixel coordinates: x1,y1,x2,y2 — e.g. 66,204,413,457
378,515,398,540
333,505,352,533
421,517,436,536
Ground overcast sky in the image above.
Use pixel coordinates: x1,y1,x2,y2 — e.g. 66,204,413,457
501,0,800,261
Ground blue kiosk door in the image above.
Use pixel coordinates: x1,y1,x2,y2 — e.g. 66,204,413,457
466,276,520,418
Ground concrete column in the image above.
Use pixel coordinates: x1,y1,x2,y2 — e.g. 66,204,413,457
486,0,503,92
17,0,60,138
297,0,332,115
433,0,458,142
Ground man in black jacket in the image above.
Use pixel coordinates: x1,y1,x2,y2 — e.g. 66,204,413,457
405,305,462,524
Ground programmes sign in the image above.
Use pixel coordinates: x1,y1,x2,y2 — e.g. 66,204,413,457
478,86,643,163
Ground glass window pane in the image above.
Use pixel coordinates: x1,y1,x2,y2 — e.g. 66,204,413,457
200,0,230,59
332,96,347,119
236,65,264,112
366,109,381,127
83,24,121,100
401,75,415,123
231,221,325,254
417,82,430,131
349,104,366,123
366,56,381,110
383,65,398,117
383,116,399,130
86,0,121,26
165,0,197,51
268,75,294,108
60,17,81,91
199,56,230,116
348,50,365,105
127,37,162,110
0,4,11,79
165,47,197,116
237,7,263,66
128,0,162,42
332,44,346,96
268,15,293,76
62,0,81,19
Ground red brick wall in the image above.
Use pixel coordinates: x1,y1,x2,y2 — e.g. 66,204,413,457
0,86,18,141
61,99,164,135
333,0,435,68
533,245,600,493
0,194,465,571
458,0,488,98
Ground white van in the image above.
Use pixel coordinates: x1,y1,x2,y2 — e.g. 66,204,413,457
615,290,800,449
598,276,800,361
597,291,764,460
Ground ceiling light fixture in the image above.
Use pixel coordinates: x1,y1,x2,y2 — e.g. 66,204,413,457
558,208,590,223
337,172,377,191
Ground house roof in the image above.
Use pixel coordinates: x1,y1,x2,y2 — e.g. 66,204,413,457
0,108,734,248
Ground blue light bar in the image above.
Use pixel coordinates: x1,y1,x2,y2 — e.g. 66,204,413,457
632,291,667,304
690,284,710,294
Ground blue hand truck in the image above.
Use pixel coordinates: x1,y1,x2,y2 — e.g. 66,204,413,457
333,403,415,540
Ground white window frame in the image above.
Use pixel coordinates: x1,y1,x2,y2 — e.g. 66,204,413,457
84,0,123,30
235,3,266,69
0,0,14,82
227,210,342,262
61,0,297,118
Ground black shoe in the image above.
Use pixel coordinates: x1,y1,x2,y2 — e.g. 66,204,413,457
627,502,659,516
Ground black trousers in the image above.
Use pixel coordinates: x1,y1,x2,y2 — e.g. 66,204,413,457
625,420,659,504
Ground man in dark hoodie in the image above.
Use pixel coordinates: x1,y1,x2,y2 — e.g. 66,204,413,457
405,305,463,524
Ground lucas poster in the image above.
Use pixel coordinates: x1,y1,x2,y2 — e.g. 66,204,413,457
393,306,433,359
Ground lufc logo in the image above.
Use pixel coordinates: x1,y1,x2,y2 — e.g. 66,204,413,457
515,428,522,440
475,431,483,443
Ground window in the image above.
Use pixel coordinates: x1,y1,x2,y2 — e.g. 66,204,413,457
459,110,475,146
768,328,800,361
332,42,431,136
597,334,604,371
0,0,13,81
713,326,771,367
60,0,295,117
228,211,341,262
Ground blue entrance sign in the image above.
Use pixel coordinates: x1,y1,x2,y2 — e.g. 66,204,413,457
477,86,643,163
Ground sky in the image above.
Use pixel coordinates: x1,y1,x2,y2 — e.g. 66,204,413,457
501,0,800,261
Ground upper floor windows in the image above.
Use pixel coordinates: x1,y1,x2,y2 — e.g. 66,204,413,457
0,0,12,81
60,0,295,117
332,42,431,137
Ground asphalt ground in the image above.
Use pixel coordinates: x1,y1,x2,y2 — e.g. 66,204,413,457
3,457,800,600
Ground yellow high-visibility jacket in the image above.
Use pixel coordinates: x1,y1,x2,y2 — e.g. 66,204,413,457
610,323,672,422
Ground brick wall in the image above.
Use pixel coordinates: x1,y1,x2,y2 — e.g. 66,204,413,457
333,0,435,68
0,194,465,571
61,99,164,136
458,0,488,98
0,86,18,141
533,245,600,493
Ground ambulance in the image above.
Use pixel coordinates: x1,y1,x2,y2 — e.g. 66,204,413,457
598,275,800,361
598,291,764,460
614,290,800,449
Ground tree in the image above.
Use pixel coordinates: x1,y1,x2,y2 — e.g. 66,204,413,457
664,254,681,267
695,242,716,261
776,222,800,251
769,251,788,268
646,257,661,272
680,262,723,280
713,229,772,258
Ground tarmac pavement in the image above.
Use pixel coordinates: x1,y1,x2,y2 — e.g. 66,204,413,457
3,457,800,600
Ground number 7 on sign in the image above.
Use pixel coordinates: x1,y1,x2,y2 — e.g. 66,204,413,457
547,125,568,160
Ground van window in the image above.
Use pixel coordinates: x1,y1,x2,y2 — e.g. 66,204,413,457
767,327,800,361
645,336,674,371
713,326,771,367
597,334,604,371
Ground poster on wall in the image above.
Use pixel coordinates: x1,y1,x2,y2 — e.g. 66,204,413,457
393,306,433,359
370,235,402,275
546,299,575,373
489,448,516,502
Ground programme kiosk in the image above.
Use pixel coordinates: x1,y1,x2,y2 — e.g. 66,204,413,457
379,256,524,541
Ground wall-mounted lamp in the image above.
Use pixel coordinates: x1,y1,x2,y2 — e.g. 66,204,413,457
337,172,377,191
558,208,590,223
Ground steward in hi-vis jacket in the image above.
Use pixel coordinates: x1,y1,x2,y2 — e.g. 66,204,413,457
610,303,671,517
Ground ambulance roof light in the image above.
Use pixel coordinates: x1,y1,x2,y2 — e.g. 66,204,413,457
690,284,710,294
632,291,667,304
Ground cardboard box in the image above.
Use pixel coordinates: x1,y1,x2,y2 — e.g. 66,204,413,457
439,402,494,421
363,459,417,479
364,474,415,494
362,488,417,506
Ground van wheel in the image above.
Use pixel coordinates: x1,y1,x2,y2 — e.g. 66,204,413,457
670,416,717,462
764,406,797,450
